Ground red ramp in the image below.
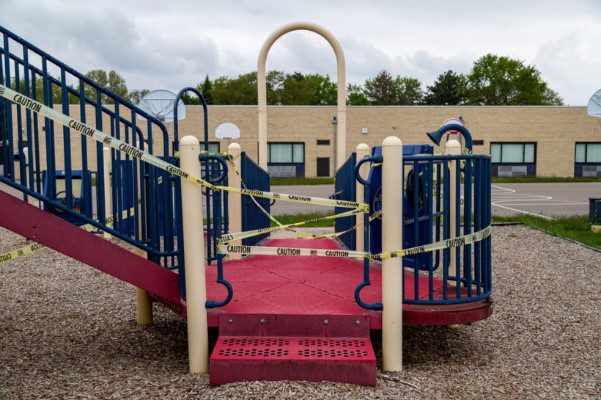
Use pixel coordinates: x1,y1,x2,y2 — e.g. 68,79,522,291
0,190,181,309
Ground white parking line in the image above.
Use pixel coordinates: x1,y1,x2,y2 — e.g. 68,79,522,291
491,185,555,220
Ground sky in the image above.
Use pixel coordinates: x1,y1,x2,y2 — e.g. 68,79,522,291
1,0,600,105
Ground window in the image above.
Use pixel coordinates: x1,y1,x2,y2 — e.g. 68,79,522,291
473,139,485,146
575,143,601,163
490,142,536,164
317,139,330,146
268,143,304,164
201,142,220,154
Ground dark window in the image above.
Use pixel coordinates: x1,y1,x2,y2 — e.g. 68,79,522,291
575,143,601,163
268,143,304,164
200,142,220,154
473,139,484,146
317,139,330,146
316,157,330,177
490,142,536,164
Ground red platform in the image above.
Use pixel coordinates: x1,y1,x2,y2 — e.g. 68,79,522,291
205,238,492,328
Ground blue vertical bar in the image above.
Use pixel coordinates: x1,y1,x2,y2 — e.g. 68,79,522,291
31,70,41,194
0,47,7,178
455,159,461,299
95,90,106,225
60,68,72,208
442,161,450,300
14,60,26,196
464,158,473,297
3,34,15,179
412,160,419,301
435,161,441,269
487,159,492,294
42,58,55,199
474,158,482,295
22,47,35,195
427,160,434,300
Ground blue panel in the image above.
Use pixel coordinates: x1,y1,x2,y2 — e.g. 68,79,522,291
334,153,356,250
241,152,270,245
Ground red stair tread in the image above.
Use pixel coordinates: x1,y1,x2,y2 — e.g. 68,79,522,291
210,335,377,386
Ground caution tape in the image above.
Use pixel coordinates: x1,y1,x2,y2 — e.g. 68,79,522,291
218,207,363,244
218,225,491,260
0,84,367,212
0,207,134,264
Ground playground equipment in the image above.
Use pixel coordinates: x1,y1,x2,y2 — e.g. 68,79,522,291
0,23,492,386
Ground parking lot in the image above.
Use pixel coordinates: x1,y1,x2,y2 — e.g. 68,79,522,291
271,182,601,218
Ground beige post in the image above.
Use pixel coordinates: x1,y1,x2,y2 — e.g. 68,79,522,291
102,147,113,240
445,139,462,273
355,143,370,251
180,135,209,374
257,22,346,169
227,142,242,260
381,136,403,372
134,140,153,326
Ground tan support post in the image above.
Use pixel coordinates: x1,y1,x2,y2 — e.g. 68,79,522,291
102,147,113,240
445,139,461,274
227,142,242,260
134,140,153,326
257,22,346,169
355,143,370,251
180,135,209,374
381,136,403,372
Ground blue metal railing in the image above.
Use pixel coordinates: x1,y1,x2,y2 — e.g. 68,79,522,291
0,24,182,274
344,152,492,309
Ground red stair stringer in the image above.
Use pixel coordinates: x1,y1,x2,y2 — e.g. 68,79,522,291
0,190,181,309
210,314,377,386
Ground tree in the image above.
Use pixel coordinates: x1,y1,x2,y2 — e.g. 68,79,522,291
424,70,465,105
84,69,129,103
199,75,213,105
212,72,257,105
277,72,337,105
396,77,424,105
363,70,398,105
347,84,370,105
464,54,563,105
128,89,149,104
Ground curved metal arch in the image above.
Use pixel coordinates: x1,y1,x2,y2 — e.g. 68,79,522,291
257,22,347,170
173,87,209,152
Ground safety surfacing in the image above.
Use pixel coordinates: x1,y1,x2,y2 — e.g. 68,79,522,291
206,238,492,328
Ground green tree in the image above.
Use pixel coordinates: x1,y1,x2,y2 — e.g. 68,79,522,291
199,75,213,105
364,70,398,105
84,69,129,103
396,76,424,105
464,54,563,105
128,89,149,104
278,72,337,105
424,70,465,105
212,72,257,105
347,84,369,105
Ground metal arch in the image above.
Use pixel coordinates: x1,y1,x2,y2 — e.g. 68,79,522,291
257,22,347,170
173,87,209,152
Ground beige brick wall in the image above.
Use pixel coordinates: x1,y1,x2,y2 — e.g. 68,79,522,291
9,104,601,178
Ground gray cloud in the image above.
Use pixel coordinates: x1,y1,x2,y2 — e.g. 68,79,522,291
1,0,599,104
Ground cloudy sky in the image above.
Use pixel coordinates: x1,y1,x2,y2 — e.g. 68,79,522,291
1,0,600,105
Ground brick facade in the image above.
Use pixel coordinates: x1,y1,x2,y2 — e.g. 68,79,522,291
9,104,601,178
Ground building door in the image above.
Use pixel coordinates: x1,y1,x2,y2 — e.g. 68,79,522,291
316,157,330,177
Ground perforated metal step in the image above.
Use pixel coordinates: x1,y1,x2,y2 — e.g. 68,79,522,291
210,335,376,386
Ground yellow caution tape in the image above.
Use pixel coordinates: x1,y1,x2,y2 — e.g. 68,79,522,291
0,84,367,212
218,225,491,260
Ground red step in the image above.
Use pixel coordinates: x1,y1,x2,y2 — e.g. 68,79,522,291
209,314,377,386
